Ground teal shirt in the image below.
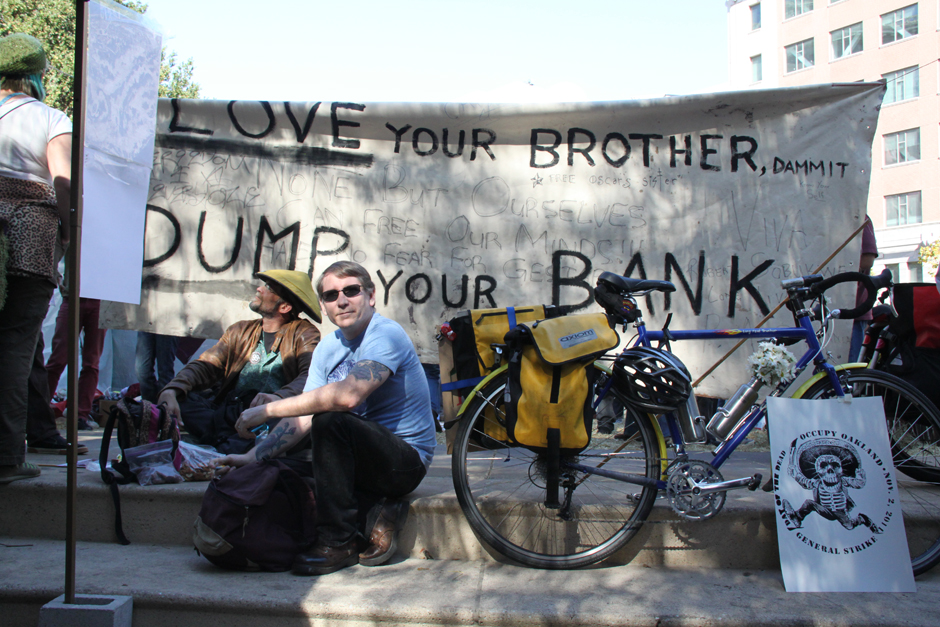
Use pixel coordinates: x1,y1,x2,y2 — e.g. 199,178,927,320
234,339,286,397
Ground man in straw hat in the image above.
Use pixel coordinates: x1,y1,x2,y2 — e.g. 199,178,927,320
158,270,321,457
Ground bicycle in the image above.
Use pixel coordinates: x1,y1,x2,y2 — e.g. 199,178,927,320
450,270,940,574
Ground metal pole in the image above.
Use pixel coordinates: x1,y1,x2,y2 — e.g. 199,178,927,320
65,0,89,604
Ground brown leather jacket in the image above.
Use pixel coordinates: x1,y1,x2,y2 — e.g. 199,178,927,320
161,318,321,404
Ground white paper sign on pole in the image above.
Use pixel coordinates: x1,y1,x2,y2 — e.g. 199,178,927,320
767,396,915,592
81,0,162,303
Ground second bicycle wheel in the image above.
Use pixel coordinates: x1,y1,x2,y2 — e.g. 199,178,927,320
451,369,661,569
799,368,940,575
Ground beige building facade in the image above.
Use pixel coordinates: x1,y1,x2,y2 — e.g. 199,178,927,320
727,0,939,281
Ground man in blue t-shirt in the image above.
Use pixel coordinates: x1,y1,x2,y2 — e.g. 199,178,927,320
224,261,436,576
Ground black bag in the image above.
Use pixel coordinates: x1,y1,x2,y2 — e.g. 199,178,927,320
192,460,317,572
99,397,181,544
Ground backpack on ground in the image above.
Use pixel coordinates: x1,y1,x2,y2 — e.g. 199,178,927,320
503,313,619,455
193,460,317,572
99,397,180,544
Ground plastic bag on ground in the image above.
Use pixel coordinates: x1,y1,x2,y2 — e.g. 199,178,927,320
124,440,221,485
124,440,182,486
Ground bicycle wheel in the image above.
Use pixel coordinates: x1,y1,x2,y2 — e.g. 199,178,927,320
451,369,661,569
799,368,940,575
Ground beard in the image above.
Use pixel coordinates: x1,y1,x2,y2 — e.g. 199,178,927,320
249,296,282,317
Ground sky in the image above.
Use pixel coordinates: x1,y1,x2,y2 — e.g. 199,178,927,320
142,0,731,104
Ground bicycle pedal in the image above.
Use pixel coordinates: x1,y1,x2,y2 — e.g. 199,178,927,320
747,473,762,491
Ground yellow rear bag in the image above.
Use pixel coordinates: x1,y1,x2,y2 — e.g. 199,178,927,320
504,314,619,454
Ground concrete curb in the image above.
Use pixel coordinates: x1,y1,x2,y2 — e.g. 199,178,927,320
2,538,939,627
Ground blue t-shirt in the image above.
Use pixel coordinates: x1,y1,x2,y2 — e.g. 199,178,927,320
304,313,436,467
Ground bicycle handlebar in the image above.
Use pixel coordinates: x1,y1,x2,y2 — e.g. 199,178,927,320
795,268,892,320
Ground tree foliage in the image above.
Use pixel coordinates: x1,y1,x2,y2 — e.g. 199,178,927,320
0,0,200,117
159,49,199,99
918,239,940,280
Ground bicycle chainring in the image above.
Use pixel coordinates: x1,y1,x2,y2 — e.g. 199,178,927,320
666,460,726,521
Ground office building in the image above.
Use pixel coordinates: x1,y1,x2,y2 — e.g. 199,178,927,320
727,0,938,281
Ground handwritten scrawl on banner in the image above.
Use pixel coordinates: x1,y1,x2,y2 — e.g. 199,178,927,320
101,83,883,396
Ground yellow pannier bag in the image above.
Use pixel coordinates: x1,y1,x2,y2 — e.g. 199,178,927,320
504,313,619,454
444,305,560,446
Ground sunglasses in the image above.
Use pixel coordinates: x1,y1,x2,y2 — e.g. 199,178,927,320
321,284,363,303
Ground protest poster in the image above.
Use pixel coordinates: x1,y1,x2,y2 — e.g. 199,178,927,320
767,396,915,592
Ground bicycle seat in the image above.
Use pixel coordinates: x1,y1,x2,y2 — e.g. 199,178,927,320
597,271,676,295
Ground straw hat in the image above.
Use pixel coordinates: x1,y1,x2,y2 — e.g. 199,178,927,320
256,269,321,323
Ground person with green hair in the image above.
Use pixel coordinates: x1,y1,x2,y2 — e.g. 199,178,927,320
0,33,74,483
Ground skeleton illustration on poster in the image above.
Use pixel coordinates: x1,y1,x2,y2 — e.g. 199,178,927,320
766,397,915,592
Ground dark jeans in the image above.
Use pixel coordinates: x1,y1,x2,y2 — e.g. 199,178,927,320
27,331,59,445
136,332,179,402
311,412,427,546
0,276,55,464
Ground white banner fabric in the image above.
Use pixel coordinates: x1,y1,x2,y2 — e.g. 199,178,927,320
101,83,883,396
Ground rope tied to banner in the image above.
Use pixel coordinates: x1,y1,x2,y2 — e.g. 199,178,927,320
691,219,870,389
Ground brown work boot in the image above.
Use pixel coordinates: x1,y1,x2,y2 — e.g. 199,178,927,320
359,499,408,566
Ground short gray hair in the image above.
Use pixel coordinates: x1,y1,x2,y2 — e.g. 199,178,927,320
315,261,375,296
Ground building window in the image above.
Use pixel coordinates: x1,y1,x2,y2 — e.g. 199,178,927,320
751,3,761,30
883,66,920,103
831,23,864,59
909,262,923,282
785,0,813,19
882,4,918,44
886,191,923,226
884,128,921,165
786,39,815,72
751,55,763,82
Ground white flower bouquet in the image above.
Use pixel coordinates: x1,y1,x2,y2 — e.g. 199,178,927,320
747,341,797,388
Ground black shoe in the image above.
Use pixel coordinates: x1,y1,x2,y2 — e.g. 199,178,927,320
292,540,359,576
27,434,89,455
77,419,97,431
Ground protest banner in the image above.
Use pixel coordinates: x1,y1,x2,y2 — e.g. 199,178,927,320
101,83,883,396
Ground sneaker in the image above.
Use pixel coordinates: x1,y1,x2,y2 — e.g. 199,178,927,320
0,462,41,484
77,419,97,431
27,434,89,455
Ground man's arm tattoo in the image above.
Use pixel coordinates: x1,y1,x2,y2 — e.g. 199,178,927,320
348,360,390,382
253,422,298,461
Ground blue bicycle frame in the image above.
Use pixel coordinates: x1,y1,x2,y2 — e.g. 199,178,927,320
611,309,846,481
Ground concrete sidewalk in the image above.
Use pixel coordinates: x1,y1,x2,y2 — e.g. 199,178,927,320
4,430,940,626
2,537,939,627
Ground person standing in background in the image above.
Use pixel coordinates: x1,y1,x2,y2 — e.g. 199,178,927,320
849,216,878,362
44,252,106,430
136,332,180,403
0,34,73,483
